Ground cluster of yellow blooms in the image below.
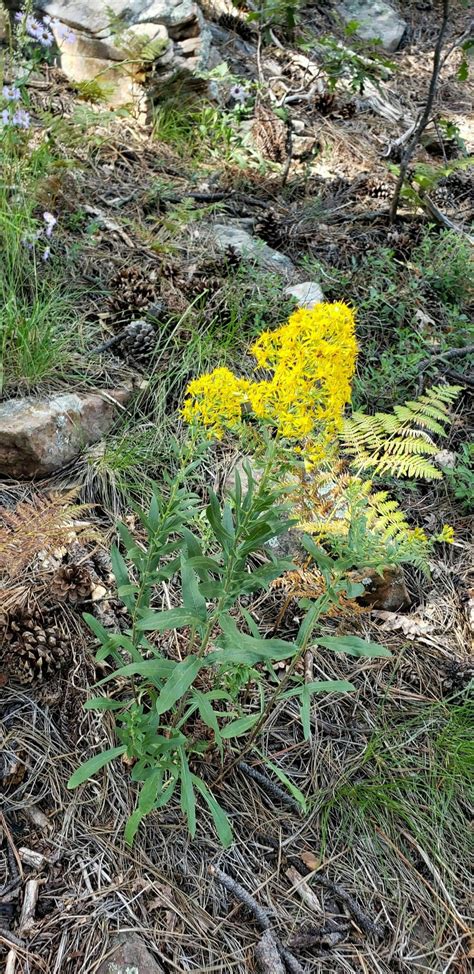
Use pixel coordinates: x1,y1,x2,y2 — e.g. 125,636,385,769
182,303,358,455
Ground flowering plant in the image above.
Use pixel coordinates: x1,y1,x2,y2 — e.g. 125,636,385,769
182,302,357,464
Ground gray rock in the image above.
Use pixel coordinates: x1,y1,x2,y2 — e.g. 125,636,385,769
285,281,324,309
336,0,406,51
195,223,296,280
0,389,132,478
27,1,209,105
97,934,164,974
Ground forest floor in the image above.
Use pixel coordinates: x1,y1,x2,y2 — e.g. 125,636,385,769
1,3,473,972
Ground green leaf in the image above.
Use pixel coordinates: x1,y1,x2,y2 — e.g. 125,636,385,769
179,750,196,837
138,768,163,814
110,544,135,613
315,635,391,658
262,758,307,812
95,658,175,687
215,614,297,665
192,776,233,847
83,696,128,711
282,680,355,698
221,713,260,738
300,685,311,740
67,745,126,789
136,608,202,631
155,656,202,715
181,555,207,622
124,807,146,846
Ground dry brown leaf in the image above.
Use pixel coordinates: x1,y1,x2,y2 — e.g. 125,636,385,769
373,610,432,639
299,850,321,871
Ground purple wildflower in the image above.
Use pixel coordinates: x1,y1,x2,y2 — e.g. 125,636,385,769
43,212,57,238
44,15,75,43
229,84,249,106
2,85,21,102
42,246,51,262
25,15,41,38
12,108,30,129
1,108,10,126
34,26,55,48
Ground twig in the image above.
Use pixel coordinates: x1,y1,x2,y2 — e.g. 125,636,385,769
416,344,474,392
311,874,385,939
238,761,302,813
209,865,270,929
390,0,451,221
419,192,474,243
255,930,286,974
209,866,305,974
0,928,26,948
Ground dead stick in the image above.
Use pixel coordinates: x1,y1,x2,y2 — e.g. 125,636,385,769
255,930,286,974
238,761,301,813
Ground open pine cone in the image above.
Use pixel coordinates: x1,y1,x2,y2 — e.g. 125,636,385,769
107,265,158,325
255,208,288,250
1,606,70,684
50,563,93,603
118,318,157,365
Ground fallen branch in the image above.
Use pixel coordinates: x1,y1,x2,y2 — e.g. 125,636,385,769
209,866,304,973
310,873,385,939
416,343,474,392
255,930,286,974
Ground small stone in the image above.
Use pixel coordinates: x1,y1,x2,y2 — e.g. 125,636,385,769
285,281,324,309
336,0,407,51
0,388,133,478
97,934,165,974
435,450,457,471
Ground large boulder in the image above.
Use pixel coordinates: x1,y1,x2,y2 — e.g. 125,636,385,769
13,1,210,105
336,0,407,52
0,389,132,478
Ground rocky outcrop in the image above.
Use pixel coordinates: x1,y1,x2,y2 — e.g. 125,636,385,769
336,0,407,52
0,389,132,478
194,223,297,280
23,1,210,105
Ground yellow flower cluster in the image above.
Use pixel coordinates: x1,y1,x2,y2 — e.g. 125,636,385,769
181,367,250,439
182,303,357,449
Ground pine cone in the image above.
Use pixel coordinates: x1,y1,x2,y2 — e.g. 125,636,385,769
361,176,392,200
51,564,93,603
217,12,254,41
252,104,288,163
1,607,70,684
223,245,242,270
255,208,287,249
313,91,337,116
59,679,86,744
118,319,157,365
107,265,158,325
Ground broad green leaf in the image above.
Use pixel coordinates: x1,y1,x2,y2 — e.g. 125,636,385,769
136,608,202,631
192,776,233,847
215,614,297,665
155,656,202,715
316,635,391,658
221,713,260,738
67,745,126,789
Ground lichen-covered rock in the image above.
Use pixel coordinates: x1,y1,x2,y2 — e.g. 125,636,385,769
24,1,210,105
0,389,132,478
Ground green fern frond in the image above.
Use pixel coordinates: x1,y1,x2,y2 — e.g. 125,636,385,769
342,384,461,480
